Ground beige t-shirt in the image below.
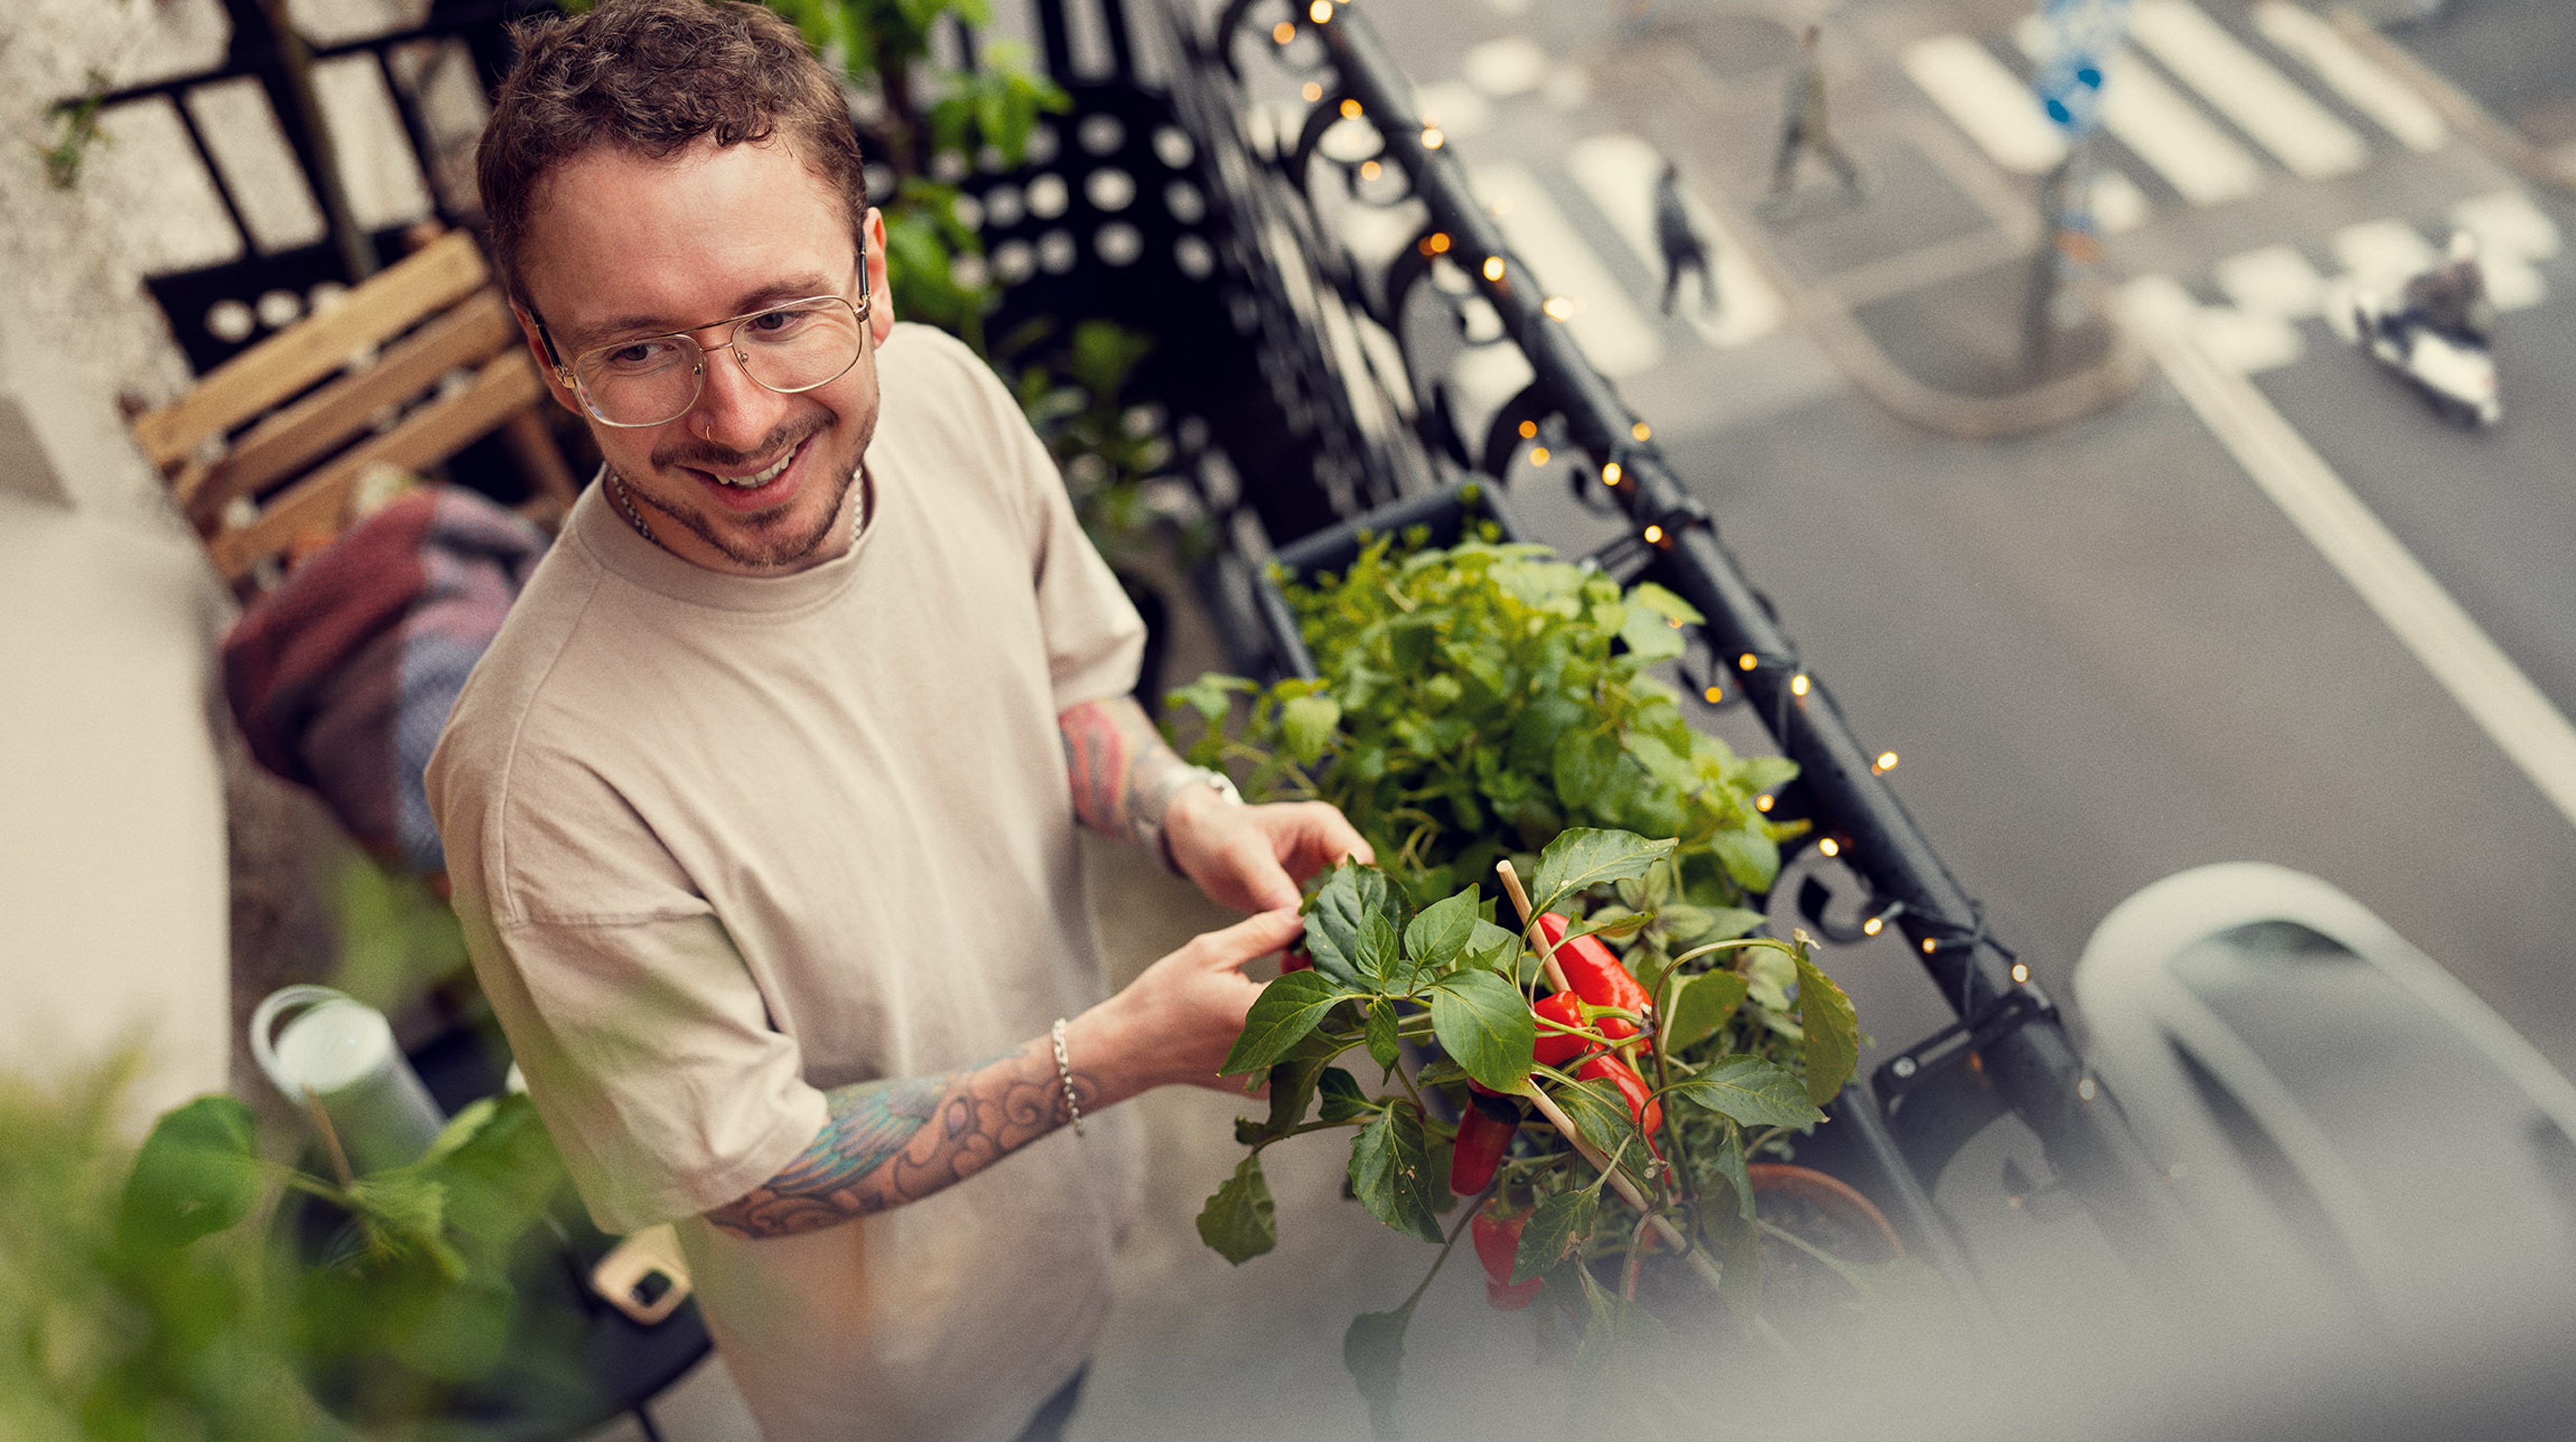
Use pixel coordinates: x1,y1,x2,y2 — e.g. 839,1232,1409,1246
427,323,1146,1442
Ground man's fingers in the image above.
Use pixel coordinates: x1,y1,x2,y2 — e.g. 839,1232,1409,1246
1277,802,1374,873
1207,906,1303,966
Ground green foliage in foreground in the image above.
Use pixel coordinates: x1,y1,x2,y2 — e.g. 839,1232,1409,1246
1195,830,1870,1435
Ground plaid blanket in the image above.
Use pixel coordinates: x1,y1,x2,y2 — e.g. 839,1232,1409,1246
224,486,549,875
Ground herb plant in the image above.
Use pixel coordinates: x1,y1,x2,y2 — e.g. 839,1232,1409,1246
1195,828,1865,1435
1171,526,1805,935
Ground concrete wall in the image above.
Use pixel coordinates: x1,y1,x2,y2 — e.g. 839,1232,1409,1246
0,307,235,1131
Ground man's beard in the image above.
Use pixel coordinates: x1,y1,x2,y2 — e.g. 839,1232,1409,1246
619,410,872,570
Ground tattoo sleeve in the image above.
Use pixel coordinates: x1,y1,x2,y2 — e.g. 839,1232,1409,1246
1058,696,1189,848
705,1036,1097,1239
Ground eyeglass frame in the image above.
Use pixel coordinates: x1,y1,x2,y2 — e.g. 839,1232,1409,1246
531,248,875,430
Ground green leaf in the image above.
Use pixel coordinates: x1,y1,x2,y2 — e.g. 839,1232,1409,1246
1281,694,1342,766
1796,952,1862,1105
1618,604,1687,662
409,1092,562,1247
1555,1078,1641,1165
1348,1100,1443,1243
1662,970,1750,1054
1358,910,1407,992
1628,581,1705,626
1260,1054,1327,1140
1195,1155,1278,1264
1711,826,1782,893
117,1095,260,1252
1511,1187,1599,1282
1403,885,1483,976
1363,1000,1401,1076
1318,1067,1372,1122
1711,1121,1754,1222
1550,729,1621,814
1307,861,1407,986
1669,1055,1823,1129
1343,1305,1413,1439
1428,968,1538,1094
1220,970,1350,1076
1663,905,1764,946
1532,829,1678,913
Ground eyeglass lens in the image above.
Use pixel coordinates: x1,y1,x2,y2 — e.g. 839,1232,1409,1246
574,296,865,427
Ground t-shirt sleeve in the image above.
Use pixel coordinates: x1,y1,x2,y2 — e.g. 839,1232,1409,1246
926,326,1145,710
458,899,829,1235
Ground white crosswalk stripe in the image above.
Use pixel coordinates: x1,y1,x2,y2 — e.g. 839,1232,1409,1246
1562,132,1783,348
2015,17,2265,207
1902,34,2068,176
2333,219,2435,292
2215,243,2328,319
2132,0,2368,180
2252,2,2448,153
1468,162,1665,378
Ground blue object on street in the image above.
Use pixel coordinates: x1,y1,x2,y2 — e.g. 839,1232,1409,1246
2030,0,2135,138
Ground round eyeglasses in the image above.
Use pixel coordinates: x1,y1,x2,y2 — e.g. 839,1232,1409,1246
556,290,871,429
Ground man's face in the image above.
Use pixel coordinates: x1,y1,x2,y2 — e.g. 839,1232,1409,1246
515,137,896,575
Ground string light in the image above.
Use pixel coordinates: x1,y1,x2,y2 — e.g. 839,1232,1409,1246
1707,685,1727,705
1817,837,1841,858
1301,80,1322,101
1642,524,1664,544
1309,0,1332,22
1923,938,1938,954
1737,653,1756,671
2011,963,2030,984
1542,295,1574,321
1483,256,1505,282
1790,673,1811,698
1666,616,1684,628
1529,446,1551,465
1339,97,1362,118
2077,1078,2099,1102
1861,916,1884,937
1601,461,1621,485
1273,20,1296,42
1517,419,1538,439
1754,793,1772,812
1422,126,1444,149
1872,751,1898,773
1631,421,1652,441
1359,160,1381,180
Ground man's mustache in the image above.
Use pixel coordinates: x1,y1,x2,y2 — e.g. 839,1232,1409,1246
651,417,822,474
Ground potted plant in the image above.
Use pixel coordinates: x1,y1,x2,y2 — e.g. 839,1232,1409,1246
1193,828,1917,1434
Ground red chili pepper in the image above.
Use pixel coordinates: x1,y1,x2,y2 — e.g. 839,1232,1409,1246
1534,913,1652,1047
1281,945,1312,974
1531,991,1598,1068
1576,1052,1664,1155
1471,1209,1542,1310
1449,1094,1520,1195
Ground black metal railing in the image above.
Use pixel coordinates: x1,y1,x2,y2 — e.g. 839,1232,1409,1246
1159,0,2206,1283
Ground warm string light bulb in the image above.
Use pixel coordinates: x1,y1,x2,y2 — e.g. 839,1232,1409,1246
2011,963,2030,984
1922,938,1938,954
1601,461,1621,486
1309,0,1333,22
1790,673,1811,698
1873,751,1898,773
1753,793,1772,812
1642,524,1664,544
1359,160,1381,180
1422,126,1444,149
1273,21,1296,43
1631,421,1652,441
1301,80,1323,101
1707,685,1727,705
1529,445,1551,465
1339,97,1362,118
1737,653,1757,671
1817,837,1841,858
1483,256,1506,282
1861,916,1884,937
1517,419,1538,439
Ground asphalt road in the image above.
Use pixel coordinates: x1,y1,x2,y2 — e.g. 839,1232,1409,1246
1328,0,2576,1076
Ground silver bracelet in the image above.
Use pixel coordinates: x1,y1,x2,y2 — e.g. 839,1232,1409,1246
1050,1017,1085,1138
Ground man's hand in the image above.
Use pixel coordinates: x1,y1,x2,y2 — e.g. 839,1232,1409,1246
1164,787,1374,913
1069,907,1306,1099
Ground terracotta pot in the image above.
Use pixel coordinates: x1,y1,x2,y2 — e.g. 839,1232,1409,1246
1746,1162,1907,1260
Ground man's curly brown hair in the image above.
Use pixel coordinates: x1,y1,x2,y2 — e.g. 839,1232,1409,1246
476,0,868,315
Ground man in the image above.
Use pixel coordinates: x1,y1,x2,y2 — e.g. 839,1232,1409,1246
1770,25,1862,197
2398,229,2493,344
425,5,1370,1440
1653,161,1719,318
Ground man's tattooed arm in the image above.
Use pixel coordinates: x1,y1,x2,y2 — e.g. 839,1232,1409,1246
704,1036,1095,1239
1058,696,1191,847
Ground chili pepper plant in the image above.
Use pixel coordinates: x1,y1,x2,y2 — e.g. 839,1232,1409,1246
1195,826,1864,1434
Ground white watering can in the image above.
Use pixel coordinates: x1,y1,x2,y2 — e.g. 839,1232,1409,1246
249,985,445,1175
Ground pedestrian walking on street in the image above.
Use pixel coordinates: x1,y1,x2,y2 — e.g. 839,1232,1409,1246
1770,25,1862,197
1654,161,1719,317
